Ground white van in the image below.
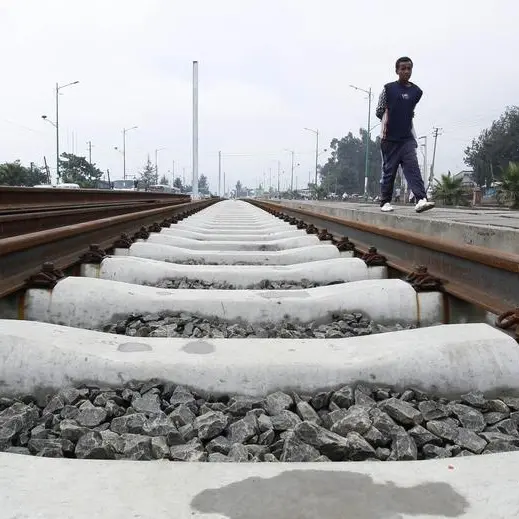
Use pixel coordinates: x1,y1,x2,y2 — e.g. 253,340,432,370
56,183,80,189
33,183,81,189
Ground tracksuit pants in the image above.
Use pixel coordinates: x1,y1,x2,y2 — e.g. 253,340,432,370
380,139,427,206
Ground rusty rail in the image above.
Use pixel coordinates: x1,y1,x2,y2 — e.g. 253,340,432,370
0,199,192,238
249,199,519,318
0,199,217,298
0,186,190,208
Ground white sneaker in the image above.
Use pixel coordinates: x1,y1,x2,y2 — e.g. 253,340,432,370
380,203,394,212
415,198,435,213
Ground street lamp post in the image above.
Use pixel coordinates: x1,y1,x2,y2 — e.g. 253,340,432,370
44,81,79,184
122,126,138,179
304,128,319,187
283,149,296,191
350,85,372,197
418,135,428,186
155,147,167,183
277,161,281,195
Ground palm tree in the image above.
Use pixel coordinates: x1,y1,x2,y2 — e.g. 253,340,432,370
432,172,465,205
496,162,519,209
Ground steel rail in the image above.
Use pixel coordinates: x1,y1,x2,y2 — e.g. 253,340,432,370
0,199,192,238
250,200,519,316
0,199,217,298
1,199,181,215
0,186,190,208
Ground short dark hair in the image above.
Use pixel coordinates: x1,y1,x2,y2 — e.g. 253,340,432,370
395,56,413,70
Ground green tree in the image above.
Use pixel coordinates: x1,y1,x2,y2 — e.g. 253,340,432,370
0,161,48,186
173,177,183,190
319,129,382,197
496,162,519,209
306,182,325,200
432,172,465,205
464,106,519,187
198,174,209,194
138,156,157,189
158,174,169,185
60,153,103,188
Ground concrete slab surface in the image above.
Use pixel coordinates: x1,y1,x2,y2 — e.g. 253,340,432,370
23,277,442,329
0,451,518,518
274,200,519,254
1,320,517,399
82,256,386,287
123,241,341,265
146,232,320,251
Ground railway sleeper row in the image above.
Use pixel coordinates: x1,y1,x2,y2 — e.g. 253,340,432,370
1,199,519,516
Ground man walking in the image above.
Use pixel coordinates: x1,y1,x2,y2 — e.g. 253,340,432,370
375,57,434,213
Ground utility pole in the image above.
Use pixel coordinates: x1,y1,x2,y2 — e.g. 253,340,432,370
422,138,427,185
269,168,272,192
277,160,281,195
304,128,319,188
349,85,372,197
218,151,222,196
223,171,226,197
122,126,138,180
87,141,92,164
122,132,125,180
290,150,295,191
43,156,51,184
429,127,442,189
418,136,427,185
283,149,296,191
365,89,371,196
315,131,319,187
192,60,199,199
55,84,59,182
54,80,79,183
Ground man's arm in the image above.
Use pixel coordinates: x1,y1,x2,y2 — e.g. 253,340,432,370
415,85,423,104
412,85,423,118
375,88,387,120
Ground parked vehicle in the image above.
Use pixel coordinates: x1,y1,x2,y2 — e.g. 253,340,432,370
112,179,139,191
148,184,181,194
33,183,80,189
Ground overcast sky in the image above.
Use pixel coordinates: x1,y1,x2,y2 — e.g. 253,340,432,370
1,0,517,192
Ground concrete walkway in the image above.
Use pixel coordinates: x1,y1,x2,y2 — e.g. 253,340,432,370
275,200,519,254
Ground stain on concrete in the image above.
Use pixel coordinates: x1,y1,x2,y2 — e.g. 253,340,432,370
182,341,215,355
117,342,152,352
259,291,310,299
191,469,469,519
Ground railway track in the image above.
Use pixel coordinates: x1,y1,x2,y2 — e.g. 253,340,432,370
0,186,193,238
0,197,217,298
1,198,519,517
